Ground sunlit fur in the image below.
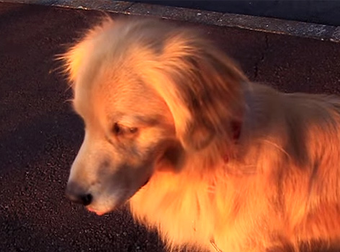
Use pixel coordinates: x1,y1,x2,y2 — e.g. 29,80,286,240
63,17,340,252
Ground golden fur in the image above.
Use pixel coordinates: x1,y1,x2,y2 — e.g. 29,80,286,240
63,17,340,251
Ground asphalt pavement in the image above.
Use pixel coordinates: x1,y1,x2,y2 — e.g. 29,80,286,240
0,2,340,252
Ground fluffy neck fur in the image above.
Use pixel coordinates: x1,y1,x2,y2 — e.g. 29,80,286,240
129,82,340,252
128,83,280,251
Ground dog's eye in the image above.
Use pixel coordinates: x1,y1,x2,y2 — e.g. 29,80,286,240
113,123,122,135
113,123,138,136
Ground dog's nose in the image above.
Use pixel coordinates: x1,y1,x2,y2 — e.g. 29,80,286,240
65,182,93,206
78,193,92,206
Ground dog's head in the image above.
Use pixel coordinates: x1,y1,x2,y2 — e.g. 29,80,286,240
63,18,247,215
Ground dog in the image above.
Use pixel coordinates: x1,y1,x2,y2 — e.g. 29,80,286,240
63,17,340,252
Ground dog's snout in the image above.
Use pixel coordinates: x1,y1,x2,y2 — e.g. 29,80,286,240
66,182,93,206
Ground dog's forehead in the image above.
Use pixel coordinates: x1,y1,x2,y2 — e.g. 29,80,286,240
73,69,171,126
104,81,171,123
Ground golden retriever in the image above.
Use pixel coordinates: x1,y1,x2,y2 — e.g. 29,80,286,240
63,17,340,252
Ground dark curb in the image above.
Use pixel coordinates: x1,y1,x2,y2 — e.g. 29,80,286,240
1,0,339,43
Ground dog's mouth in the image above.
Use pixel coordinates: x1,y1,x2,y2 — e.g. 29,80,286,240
87,207,106,216
87,176,152,216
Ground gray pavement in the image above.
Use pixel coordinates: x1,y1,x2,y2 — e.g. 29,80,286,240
0,2,340,252
129,0,340,26
2,0,340,42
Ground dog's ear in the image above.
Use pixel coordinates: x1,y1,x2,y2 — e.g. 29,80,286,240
62,17,115,85
147,31,248,151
